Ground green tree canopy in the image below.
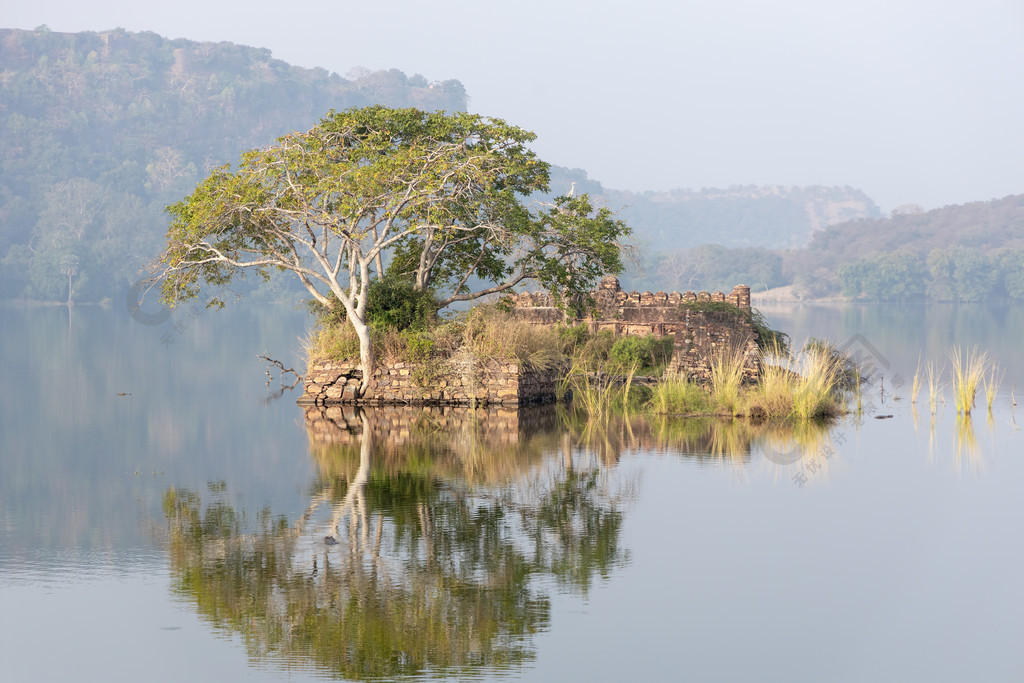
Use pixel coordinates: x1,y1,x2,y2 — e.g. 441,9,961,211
157,106,630,393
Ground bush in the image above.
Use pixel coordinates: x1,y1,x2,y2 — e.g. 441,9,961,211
750,308,790,355
366,278,438,332
607,334,674,372
305,277,438,333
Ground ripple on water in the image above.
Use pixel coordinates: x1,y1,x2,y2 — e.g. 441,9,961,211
0,546,165,588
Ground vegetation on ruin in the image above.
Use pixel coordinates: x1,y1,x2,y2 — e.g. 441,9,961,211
676,301,791,355
304,288,850,421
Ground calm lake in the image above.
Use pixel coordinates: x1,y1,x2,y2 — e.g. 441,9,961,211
2,301,1024,682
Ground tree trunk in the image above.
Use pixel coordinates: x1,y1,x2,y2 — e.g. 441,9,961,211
351,317,375,397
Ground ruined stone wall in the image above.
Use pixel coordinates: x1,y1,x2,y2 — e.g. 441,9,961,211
299,278,761,405
299,358,561,406
511,276,759,384
668,308,760,384
510,277,751,333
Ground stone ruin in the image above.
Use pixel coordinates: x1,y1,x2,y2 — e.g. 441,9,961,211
510,276,759,384
297,277,762,406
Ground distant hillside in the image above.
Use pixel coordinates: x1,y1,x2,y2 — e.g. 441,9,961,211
788,193,1024,300
0,27,888,305
550,167,882,252
547,168,882,293
0,27,466,302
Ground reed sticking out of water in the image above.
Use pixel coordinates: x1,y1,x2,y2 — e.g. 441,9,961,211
747,353,798,418
563,359,640,420
948,346,988,414
983,365,1003,411
925,360,942,415
910,358,923,404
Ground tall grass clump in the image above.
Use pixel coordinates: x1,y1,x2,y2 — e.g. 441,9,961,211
648,371,712,415
948,346,988,414
459,305,564,371
709,347,747,416
562,359,642,419
302,320,361,370
789,341,848,419
983,365,1003,411
745,345,796,419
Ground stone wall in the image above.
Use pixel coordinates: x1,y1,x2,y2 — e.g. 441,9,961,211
667,307,760,384
299,277,762,405
299,357,561,406
510,277,751,331
511,276,759,384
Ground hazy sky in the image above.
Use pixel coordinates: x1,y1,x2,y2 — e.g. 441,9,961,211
9,0,1024,211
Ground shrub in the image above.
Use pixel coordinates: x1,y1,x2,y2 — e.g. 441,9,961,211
305,277,438,332
366,278,438,332
607,334,674,373
750,308,790,355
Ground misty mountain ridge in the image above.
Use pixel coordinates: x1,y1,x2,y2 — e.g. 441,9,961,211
0,27,1011,304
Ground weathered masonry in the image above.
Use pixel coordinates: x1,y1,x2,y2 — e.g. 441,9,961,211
510,276,759,384
299,358,561,407
298,277,760,406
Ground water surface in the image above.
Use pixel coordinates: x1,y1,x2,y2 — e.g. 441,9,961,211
2,302,1023,681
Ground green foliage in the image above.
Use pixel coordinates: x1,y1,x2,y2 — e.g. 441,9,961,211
647,374,713,415
678,300,745,315
750,308,790,355
401,330,435,363
997,249,1024,300
926,247,998,302
365,278,438,333
838,252,926,300
557,323,590,355
607,335,674,373
0,28,466,302
785,195,1024,300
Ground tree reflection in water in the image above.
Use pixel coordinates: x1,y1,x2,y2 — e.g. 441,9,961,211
163,405,835,679
163,406,633,680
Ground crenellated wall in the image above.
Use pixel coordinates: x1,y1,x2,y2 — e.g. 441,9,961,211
511,276,759,384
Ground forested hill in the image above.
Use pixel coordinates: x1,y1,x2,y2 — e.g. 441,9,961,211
790,193,1024,301
627,193,1024,301
0,27,466,302
0,26,884,304
550,167,882,251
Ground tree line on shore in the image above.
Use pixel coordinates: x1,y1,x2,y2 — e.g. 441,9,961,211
628,194,1024,301
1,27,888,306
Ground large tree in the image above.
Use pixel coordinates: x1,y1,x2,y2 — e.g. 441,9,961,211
157,106,629,394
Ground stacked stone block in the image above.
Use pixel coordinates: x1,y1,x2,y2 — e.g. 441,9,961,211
299,359,561,406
